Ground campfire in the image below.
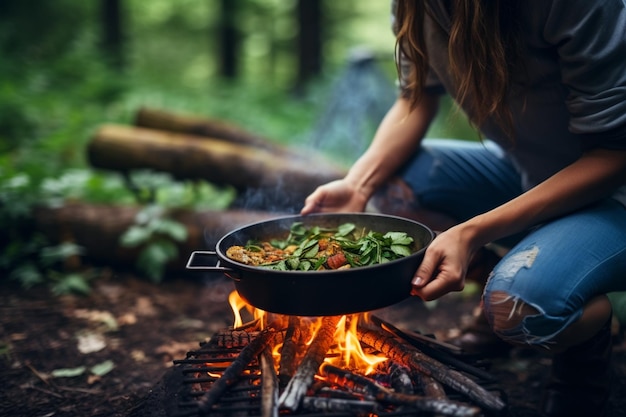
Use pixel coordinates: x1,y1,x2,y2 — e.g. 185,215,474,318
164,292,506,417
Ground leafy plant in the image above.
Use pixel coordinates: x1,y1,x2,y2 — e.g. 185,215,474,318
120,204,188,282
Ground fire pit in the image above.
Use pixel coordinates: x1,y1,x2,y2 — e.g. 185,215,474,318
128,292,507,417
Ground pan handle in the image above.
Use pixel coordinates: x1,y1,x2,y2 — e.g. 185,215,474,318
185,251,240,281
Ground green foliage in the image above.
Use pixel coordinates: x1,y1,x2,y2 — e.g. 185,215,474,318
120,205,188,282
0,1,474,295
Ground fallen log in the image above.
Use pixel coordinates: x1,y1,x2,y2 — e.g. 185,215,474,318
134,107,293,156
32,202,283,271
87,124,347,211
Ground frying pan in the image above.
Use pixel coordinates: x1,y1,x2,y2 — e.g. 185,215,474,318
186,212,434,316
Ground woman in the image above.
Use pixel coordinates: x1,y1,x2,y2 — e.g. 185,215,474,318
301,1,626,416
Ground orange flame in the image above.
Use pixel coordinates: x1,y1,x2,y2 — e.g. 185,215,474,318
229,291,266,329
325,315,387,375
227,291,388,376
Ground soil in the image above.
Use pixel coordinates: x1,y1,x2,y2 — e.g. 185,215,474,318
1,269,625,417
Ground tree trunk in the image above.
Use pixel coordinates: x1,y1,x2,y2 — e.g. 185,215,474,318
218,0,239,78
87,124,346,212
295,0,323,93
101,0,124,69
32,202,283,271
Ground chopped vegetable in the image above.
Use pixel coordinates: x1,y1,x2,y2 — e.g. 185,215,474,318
226,222,415,271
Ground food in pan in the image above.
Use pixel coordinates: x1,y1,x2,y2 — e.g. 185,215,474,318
225,221,414,271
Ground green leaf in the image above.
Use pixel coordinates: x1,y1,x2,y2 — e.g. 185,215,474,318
51,366,87,378
90,360,115,376
390,244,412,257
287,257,300,270
335,223,356,237
9,263,43,288
40,242,84,266
151,218,187,241
50,273,91,296
120,225,151,247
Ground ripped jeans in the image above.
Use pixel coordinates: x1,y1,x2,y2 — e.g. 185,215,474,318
399,138,626,348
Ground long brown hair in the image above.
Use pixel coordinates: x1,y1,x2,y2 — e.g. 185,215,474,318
394,0,522,137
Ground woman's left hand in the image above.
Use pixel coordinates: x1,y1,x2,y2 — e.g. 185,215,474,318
410,227,475,301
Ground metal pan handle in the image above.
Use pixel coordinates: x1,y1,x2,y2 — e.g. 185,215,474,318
185,251,240,281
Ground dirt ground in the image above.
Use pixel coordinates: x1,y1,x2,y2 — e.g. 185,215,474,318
1,269,625,417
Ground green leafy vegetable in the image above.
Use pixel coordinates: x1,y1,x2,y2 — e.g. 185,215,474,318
247,222,415,271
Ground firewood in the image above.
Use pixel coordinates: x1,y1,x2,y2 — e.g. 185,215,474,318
260,347,279,417
301,396,380,414
278,315,341,411
278,316,300,386
320,363,482,417
389,362,414,395
418,373,449,417
197,327,278,414
357,326,506,413
418,373,447,399
214,330,259,349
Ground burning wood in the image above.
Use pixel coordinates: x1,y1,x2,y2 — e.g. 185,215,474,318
320,363,482,417
170,294,507,417
301,396,380,413
357,326,506,413
197,326,278,414
278,316,301,385
278,315,342,411
260,347,279,417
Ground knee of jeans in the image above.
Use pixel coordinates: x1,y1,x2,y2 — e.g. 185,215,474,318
483,290,544,348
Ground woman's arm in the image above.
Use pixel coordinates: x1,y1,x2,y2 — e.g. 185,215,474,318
412,147,626,301
301,93,440,214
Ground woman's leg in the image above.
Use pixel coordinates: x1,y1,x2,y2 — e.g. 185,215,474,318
483,199,626,350
369,138,524,232
483,199,626,417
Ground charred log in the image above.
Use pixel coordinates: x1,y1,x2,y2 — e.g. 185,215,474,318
260,347,279,417
278,315,341,411
357,326,506,413
320,364,482,417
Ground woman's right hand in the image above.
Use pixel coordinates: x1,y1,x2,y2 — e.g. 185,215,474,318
300,179,369,215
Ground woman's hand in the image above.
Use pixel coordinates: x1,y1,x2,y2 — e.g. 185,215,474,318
300,179,368,215
410,226,477,301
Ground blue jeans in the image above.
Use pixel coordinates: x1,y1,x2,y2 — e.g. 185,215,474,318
400,139,626,347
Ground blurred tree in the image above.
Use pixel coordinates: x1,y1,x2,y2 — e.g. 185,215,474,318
295,0,323,93
218,0,241,78
101,0,125,69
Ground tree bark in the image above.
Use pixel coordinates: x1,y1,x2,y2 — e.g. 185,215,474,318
87,124,346,211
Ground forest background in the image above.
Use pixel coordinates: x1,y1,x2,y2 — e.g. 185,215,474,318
0,0,481,294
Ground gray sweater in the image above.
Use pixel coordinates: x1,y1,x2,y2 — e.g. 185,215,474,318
393,0,626,203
